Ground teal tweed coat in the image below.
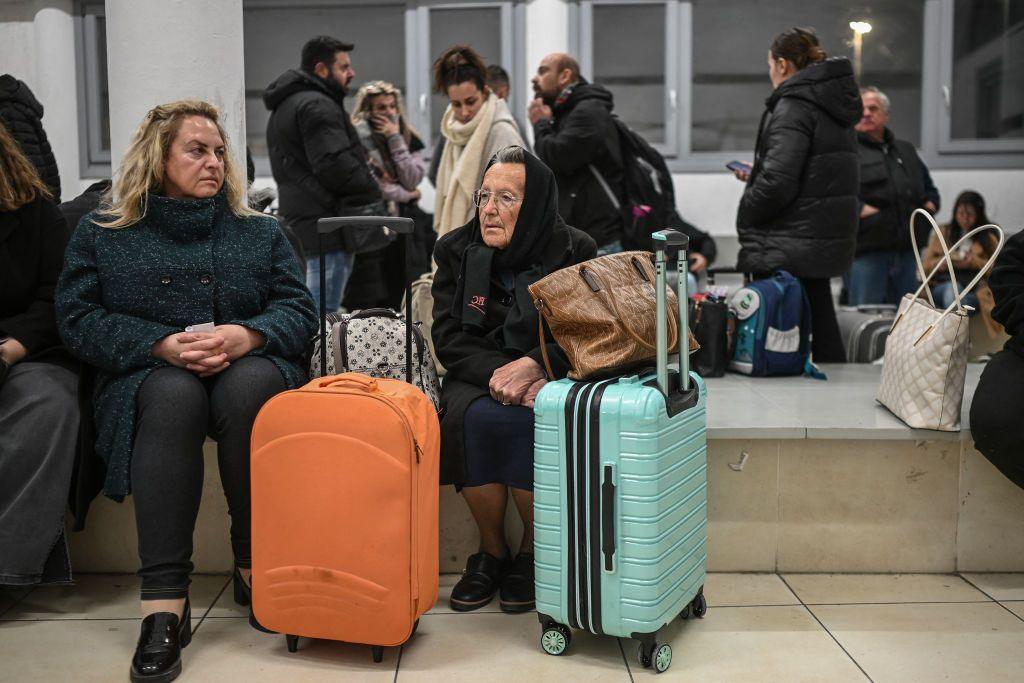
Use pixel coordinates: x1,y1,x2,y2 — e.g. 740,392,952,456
56,191,318,499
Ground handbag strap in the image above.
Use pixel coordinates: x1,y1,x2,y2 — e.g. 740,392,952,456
536,310,557,381
908,208,951,308
898,209,1005,345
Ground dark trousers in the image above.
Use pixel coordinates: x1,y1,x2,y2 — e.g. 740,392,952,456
970,349,1024,490
132,356,285,600
800,277,846,363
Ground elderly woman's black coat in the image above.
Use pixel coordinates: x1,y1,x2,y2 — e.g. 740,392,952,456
432,218,596,486
736,58,862,279
56,191,318,499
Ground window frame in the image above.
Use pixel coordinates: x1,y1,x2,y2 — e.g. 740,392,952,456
933,0,1024,154
74,0,111,177
573,0,683,158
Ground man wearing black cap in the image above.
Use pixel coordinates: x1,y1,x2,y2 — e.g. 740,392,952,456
264,36,381,313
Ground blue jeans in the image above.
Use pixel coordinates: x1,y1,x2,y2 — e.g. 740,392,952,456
306,249,354,313
846,250,920,306
932,280,979,310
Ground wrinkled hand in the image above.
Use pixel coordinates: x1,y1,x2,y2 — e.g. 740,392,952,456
212,324,265,362
0,337,28,365
152,333,227,375
689,253,709,273
489,356,546,406
521,378,548,409
528,98,553,126
372,114,401,138
860,203,880,219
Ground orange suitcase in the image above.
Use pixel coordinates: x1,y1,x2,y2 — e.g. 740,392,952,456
250,371,440,661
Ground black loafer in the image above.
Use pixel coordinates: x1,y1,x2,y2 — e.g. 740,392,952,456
500,552,535,613
450,550,509,612
130,598,191,683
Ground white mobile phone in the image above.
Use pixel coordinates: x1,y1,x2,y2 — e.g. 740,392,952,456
185,322,216,333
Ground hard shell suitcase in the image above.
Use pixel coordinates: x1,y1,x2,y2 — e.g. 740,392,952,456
250,216,440,662
533,229,708,674
836,305,897,363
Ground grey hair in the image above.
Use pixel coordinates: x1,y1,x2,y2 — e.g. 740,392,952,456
490,145,526,165
860,86,890,112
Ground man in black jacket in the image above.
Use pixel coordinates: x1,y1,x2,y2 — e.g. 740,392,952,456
529,53,625,252
848,86,940,305
264,36,380,313
0,75,60,201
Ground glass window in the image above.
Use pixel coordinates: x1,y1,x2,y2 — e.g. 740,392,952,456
592,3,667,144
950,0,1024,140
428,6,504,136
243,3,406,159
691,0,924,151
77,4,111,172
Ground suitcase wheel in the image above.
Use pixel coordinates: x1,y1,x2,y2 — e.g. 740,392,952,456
540,624,571,656
691,592,708,618
679,604,690,620
653,644,673,674
285,635,299,653
637,642,654,669
371,646,384,663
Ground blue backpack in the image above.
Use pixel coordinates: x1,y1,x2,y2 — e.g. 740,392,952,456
728,271,812,376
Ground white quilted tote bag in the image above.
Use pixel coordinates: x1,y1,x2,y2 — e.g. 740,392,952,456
877,209,1004,431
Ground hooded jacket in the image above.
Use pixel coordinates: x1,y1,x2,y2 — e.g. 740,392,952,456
533,79,624,248
0,75,60,201
856,128,936,255
736,58,861,279
263,69,380,253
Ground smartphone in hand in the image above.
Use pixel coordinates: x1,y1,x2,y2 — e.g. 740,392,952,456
726,160,752,174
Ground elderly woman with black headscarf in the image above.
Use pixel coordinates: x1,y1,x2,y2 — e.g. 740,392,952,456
431,145,596,614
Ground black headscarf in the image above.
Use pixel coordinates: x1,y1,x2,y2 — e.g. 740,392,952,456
452,149,566,355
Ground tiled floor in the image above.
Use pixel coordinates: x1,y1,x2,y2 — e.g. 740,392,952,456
2,573,1022,682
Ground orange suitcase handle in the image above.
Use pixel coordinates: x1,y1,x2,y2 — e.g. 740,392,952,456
317,373,379,392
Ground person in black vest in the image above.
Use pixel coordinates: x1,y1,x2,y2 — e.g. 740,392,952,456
432,145,596,613
0,74,61,201
264,36,381,313
970,228,1024,490
0,120,76,588
848,86,940,305
529,53,625,254
733,28,861,363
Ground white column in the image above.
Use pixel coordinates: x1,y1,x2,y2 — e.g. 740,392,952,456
32,1,79,198
523,0,570,145
105,0,246,179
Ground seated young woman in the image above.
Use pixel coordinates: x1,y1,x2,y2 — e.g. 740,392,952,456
56,100,317,683
431,145,596,613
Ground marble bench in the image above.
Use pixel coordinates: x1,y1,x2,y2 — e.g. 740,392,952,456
69,364,1024,575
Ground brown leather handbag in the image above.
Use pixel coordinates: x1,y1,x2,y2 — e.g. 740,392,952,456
529,251,698,380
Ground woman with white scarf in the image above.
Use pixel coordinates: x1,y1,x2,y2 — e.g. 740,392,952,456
433,46,523,237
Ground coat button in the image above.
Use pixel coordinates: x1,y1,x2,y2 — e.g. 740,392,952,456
160,275,172,285
199,274,212,285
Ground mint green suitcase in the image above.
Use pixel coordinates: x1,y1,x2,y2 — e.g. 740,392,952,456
533,230,708,674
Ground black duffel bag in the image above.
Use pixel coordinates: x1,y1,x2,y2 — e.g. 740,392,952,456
689,296,733,378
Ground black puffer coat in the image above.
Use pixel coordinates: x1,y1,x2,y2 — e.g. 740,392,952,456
736,58,861,279
0,75,60,201
263,69,380,253
533,80,624,248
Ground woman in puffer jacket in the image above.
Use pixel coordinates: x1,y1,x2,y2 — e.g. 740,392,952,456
734,27,862,363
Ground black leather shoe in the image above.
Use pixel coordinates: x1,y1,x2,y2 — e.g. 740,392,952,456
130,598,191,683
233,567,276,634
450,550,509,612
500,552,535,613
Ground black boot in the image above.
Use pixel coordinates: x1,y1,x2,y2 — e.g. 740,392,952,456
130,598,191,683
233,567,276,634
450,550,509,612
500,552,535,613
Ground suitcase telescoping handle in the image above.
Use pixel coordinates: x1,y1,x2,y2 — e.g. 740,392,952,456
316,216,415,381
652,229,689,395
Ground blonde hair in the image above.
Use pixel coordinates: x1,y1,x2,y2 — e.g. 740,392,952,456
351,81,419,143
97,99,257,228
0,120,51,211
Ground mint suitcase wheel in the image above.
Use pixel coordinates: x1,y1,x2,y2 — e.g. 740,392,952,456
637,642,654,668
692,592,708,618
541,625,570,655
653,644,673,673
679,604,690,620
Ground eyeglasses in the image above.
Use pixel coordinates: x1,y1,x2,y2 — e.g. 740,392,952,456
472,189,523,210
